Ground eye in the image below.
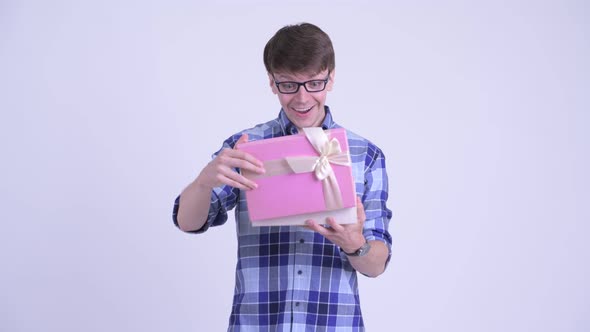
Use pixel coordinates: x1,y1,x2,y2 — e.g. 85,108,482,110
307,80,325,90
308,81,322,88
280,82,297,91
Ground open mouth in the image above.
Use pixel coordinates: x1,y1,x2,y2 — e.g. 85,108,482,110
293,106,313,114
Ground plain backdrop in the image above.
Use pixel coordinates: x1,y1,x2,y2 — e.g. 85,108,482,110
1,1,588,331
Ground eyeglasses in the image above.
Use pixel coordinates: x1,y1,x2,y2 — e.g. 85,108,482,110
272,71,330,94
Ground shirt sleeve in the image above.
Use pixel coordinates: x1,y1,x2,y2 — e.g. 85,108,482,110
361,144,393,267
171,133,243,234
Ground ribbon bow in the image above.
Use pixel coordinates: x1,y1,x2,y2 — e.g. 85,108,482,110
285,127,351,210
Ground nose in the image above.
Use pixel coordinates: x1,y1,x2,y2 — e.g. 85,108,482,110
293,86,310,100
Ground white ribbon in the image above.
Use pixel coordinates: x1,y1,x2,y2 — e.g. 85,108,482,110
285,128,351,210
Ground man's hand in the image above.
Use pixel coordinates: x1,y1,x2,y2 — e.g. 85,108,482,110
195,134,265,191
306,196,367,254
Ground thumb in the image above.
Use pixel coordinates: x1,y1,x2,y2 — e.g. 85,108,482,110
234,133,249,149
356,196,366,224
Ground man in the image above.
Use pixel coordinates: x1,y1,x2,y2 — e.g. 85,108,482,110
173,22,392,331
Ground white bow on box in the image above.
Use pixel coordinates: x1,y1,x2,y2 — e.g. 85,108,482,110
284,127,351,210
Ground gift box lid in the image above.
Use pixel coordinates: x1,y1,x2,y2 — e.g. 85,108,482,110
237,128,356,222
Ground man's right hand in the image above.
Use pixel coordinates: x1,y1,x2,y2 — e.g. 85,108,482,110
195,134,265,191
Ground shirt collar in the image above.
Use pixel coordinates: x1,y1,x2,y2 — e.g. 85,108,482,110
278,105,336,135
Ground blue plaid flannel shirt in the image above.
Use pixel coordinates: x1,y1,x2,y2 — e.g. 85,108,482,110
173,107,392,331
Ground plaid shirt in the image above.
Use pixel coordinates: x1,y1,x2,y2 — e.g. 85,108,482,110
173,107,392,331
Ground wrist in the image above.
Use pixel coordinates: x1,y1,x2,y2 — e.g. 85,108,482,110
193,176,214,191
341,235,367,255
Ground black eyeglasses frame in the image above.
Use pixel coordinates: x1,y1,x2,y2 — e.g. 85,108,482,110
272,71,331,94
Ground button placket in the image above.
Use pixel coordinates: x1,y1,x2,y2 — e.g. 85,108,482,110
292,229,310,313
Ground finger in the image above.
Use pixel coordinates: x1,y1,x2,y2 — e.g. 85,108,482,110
326,217,345,232
221,151,264,173
228,140,264,167
218,151,265,173
234,134,249,148
356,196,366,224
231,134,262,166
217,173,252,191
218,165,258,189
305,219,331,237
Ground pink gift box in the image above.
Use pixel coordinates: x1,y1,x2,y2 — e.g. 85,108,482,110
237,128,357,227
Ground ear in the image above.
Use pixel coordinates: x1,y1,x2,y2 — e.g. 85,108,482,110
268,72,278,95
326,69,336,92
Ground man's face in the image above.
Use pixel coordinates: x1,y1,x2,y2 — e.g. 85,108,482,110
269,70,335,131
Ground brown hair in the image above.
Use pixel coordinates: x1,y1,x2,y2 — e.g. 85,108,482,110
263,23,335,75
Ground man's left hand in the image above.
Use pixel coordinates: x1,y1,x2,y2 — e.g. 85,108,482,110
305,196,367,254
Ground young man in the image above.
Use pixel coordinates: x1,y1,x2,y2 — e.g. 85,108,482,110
173,22,392,331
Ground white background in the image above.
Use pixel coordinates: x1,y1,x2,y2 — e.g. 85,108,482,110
1,1,588,331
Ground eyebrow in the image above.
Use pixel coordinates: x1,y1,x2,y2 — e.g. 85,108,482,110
275,72,328,81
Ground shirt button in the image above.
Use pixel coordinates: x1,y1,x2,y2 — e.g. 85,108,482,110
299,239,304,244
295,302,300,307
297,270,302,275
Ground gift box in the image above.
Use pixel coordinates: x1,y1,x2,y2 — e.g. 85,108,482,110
237,127,357,227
